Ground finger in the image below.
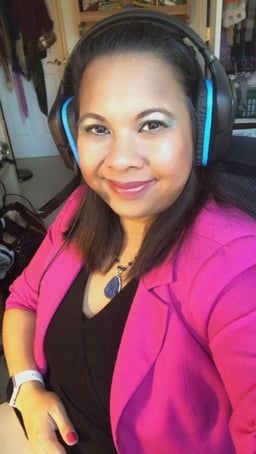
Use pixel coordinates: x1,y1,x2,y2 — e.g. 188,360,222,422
66,431,79,446
48,401,78,446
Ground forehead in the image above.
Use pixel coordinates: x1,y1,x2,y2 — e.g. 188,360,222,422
79,52,183,98
77,53,190,122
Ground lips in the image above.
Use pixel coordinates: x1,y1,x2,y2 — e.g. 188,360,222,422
107,179,155,197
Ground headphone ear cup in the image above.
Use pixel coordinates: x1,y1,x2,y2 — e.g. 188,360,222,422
61,97,80,167
48,83,77,170
195,79,214,166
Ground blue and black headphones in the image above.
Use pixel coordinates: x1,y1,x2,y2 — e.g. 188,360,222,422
48,9,235,169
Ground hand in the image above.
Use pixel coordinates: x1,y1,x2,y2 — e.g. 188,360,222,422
16,384,78,454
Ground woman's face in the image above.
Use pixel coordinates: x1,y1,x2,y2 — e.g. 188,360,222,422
77,53,193,224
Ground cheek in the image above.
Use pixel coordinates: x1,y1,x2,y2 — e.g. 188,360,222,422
77,140,96,181
152,138,193,180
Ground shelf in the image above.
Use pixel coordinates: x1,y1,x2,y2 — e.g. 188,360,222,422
76,1,190,31
234,119,256,130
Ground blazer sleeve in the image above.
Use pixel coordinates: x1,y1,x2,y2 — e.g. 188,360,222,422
5,185,86,313
207,263,256,453
174,212,256,454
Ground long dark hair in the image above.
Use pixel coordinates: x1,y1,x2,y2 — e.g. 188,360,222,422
66,21,228,278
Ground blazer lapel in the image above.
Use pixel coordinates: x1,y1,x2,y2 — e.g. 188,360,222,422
110,277,171,445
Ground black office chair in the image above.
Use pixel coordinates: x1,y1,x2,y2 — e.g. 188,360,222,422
219,134,256,219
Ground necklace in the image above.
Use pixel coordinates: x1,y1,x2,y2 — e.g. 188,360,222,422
104,258,134,299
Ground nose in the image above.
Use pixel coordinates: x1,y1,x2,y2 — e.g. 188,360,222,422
104,133,144,170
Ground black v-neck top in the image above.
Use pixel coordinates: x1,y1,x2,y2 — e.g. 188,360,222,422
44,267,138,453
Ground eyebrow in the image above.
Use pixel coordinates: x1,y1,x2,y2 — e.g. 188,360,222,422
78,113,106,125
78,107,174,125
135,108,174,120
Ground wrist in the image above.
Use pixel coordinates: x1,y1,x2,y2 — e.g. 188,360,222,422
9,369,45,408
16,380,45,411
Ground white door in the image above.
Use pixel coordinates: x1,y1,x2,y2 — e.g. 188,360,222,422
0,0,68,158
208,0,223,57
189,0,222,56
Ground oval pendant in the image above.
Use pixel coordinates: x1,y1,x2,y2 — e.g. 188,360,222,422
104,275,122,299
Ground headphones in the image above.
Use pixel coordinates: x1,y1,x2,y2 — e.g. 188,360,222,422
48,9,235,169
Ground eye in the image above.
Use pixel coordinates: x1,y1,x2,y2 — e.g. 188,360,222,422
139,120,167,132
81,124,110,135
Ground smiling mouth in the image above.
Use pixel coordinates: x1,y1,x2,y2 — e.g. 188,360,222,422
107,179,155,197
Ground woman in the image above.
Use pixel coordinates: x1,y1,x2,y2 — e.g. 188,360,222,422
3,11,256,454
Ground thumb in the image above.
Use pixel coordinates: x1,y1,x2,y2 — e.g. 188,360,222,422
49,400,79,446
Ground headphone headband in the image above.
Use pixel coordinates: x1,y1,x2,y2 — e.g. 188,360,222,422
48,9,235,169
74,10,216,63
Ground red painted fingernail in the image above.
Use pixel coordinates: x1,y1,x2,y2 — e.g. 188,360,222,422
67,431,78,444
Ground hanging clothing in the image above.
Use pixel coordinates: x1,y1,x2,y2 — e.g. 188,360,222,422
12,0,55,115
0,0,29,116
222,0,246,28
0,13,13,90
12,0,53,43
0,0,56,116
232,0,256,71
244,0,256,42
23,40,48,115
13,71,29,120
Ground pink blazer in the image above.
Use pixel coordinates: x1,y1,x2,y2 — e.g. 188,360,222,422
6,186,256,453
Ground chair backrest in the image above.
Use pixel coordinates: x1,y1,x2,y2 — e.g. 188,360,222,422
219,134,256,218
